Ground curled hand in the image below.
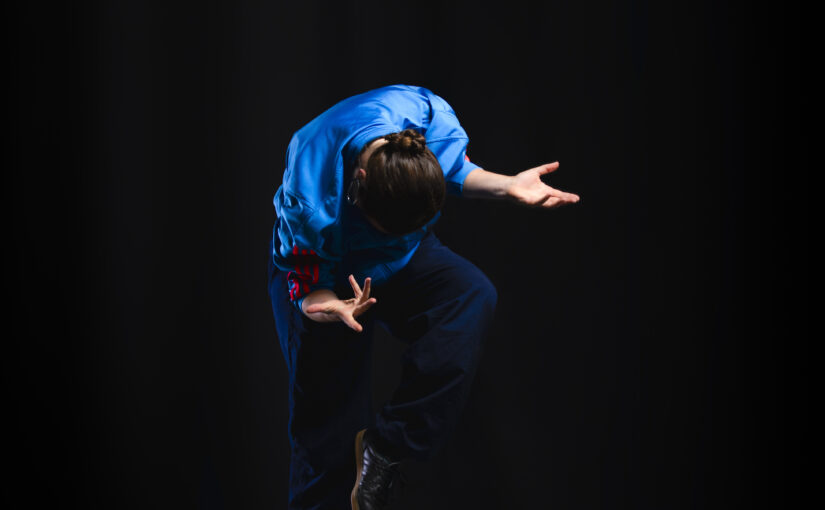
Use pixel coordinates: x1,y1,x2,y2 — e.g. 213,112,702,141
507,162,580,208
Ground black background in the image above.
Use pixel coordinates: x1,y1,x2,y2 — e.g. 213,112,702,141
7,1,806,508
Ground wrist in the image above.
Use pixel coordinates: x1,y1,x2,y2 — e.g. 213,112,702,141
502,175,518,201
300,288,339,315
463,168,516,200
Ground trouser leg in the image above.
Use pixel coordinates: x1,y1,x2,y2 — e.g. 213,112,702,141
371,231,498,461
268,255,377,510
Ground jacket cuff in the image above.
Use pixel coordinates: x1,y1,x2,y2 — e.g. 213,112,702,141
450,157,482,197
294,295,306,314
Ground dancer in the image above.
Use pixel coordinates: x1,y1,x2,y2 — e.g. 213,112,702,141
267,84,579,509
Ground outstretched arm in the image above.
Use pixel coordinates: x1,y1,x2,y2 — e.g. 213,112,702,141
462,162,580,208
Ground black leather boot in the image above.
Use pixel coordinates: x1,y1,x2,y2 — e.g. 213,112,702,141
351,428,408,509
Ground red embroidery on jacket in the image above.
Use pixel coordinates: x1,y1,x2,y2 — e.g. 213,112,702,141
287,245,320,301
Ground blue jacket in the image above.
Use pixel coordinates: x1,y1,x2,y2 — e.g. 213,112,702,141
271,84,481,312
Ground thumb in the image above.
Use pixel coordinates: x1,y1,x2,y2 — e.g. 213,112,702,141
537,162,560,175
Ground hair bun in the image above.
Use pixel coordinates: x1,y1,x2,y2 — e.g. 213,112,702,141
384,128,427,155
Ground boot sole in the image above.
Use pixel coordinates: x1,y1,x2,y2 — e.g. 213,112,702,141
350,428,366,510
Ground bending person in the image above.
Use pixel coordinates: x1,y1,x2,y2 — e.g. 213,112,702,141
267,84,579,510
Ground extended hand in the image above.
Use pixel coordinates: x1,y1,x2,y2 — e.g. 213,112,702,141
507,162,580,208
303,275,377,332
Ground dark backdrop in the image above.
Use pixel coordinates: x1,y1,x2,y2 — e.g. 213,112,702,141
7,1,806,508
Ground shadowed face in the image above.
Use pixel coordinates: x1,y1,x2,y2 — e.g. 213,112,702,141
352,138,391,234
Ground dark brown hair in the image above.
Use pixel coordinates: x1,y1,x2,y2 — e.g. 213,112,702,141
358,128,445,235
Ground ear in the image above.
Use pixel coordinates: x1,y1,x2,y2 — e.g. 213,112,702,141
356,168,366,180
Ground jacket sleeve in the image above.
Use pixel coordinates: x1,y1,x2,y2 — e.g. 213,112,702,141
272,186,342,314
282,243,339,314
425,108,482,197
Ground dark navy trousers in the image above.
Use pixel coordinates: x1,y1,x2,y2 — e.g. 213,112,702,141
267,229,497,510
